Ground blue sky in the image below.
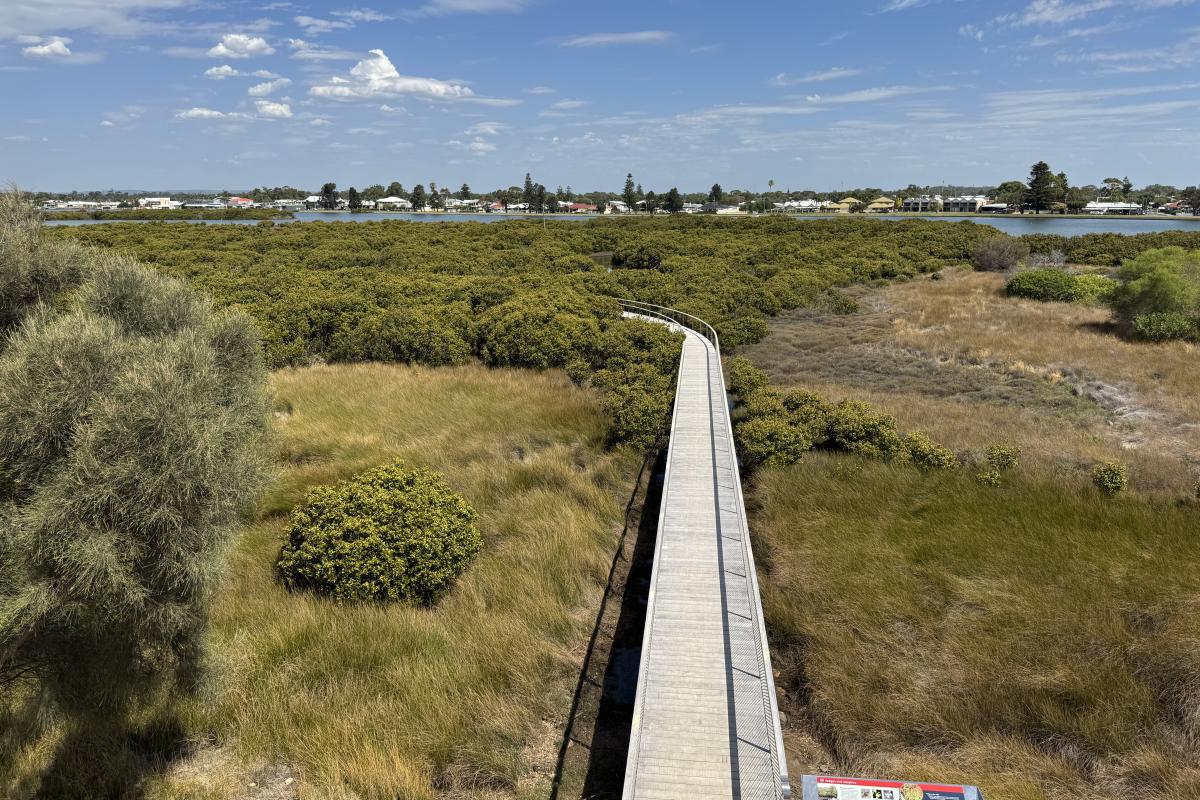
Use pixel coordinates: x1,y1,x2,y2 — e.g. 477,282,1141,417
1,0,1197,193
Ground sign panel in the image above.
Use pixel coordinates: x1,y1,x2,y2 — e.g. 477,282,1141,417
800,775,983,800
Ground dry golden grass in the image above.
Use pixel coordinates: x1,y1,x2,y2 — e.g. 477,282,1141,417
135,363,643,800
741,268,1199,497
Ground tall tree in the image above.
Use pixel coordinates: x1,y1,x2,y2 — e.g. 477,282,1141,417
665,187,684,213
623,173,636,211
0,193,268,785
386,181,404,198
1122,176,1133,196
563,185,574,201
319,182,338,210
1183,186,1200,216
1025,162,1055,214
522,173,535,206
534,183,547,213
645,190,658,214
362,184,386,201
458,183,471,200
995,180,1027,209
347,187,362,210
709,183,724,204
410,183,427,210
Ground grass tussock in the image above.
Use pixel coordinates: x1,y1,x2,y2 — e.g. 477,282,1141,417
117,363,638,800
756,456,1200,799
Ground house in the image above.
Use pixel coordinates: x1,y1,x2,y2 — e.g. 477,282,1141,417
1084,201,1143,215
979,203,1011,214
568,203,598,214
376,196,412,211
605,200,630,214
773,199,822,213
943,195,989,213
866,197,895,213
304,195,323,209
701,201,743,214
681,203,703,214
830,196,862,214
138,196,183,210
902,195,943,213
224,196,253,207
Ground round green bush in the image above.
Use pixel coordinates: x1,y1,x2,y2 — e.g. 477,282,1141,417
726,356,770,398
735,415,813,469
975,469,1002,487
1005,269,1078,302
985,443,1021,471
825,400,904,459
902,432,959,470
277,464,483,603
1132,311,1197,342
1092,461,1129,497
1072,273,1118,305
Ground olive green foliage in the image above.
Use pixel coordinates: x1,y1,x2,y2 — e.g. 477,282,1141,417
277,464,483,604
53,216,994,369
985,444,1021,471
729,358,949,470
975,469,1002,487
901,432,959,470
1020,230,1200,267
972,236,1029,272
44,208,290,221
1092,461,1130,496
0,193,269,787
1108,247,1200,341
1072,272,1119,304
1005,268,1080,302
1132,311,1197,342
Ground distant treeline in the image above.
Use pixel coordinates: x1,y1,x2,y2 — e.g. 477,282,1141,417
43,208,293,221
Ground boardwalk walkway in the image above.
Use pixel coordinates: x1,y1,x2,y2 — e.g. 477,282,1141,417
620,302,790,800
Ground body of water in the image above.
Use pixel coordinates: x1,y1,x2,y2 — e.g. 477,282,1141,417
44,211,1200,236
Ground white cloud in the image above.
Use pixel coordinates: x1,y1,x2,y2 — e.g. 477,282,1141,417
804,85,951,104
0,0,190,38
525,85,555,94
287,38,360,60
101,104,146,127
770,67,863,85
176,107,227,119
208,33,275,59
408,0,532,16
560,31,673,47
550,98,587,110
248,77,292,95
205,64,240,78
468,138,496,154
959,23,984,40
466,121,506,135
294,15,352,35
309,49,490,103
332,9,393,22
1009,0,1116,26
100,120,115,127
19,35,101,63
255,99,293,118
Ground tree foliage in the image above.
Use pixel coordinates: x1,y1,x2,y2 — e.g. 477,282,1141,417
0,193,269,733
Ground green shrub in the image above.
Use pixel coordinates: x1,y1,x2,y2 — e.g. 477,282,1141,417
1111,247,1200,323
975,469,1002,487
476,295,601,369
1092,461,1129,497
1072,273,1118,304
277,464,483,603
825,400,904,459
1132,311,1197,342
1005,268,1078,302
972,237,1029,272
601,383,673,451
735,415,813,469
986,443,1021,471
742,388,787,418
726,356,770,397
902,432,959,470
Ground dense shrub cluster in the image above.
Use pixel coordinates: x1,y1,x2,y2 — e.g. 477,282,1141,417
1020,230,1200,267
1092,461,1130,496
1005,268,1079,302
52,217,998,448
277,464,483,603
726,357,956,470
1110,247,1200,341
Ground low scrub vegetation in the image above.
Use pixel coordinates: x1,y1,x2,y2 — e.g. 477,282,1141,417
971,236,1029,272
1019,229,1200,266
277,463,483,604
727,357,957,470
1111,247,1200,341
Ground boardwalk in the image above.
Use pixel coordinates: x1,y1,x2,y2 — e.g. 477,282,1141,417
621,303,790,800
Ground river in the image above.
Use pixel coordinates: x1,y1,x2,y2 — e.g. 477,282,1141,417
43,211,1200,236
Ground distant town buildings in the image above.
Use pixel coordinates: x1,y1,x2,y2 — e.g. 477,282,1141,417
902,195,943,213
943,195,989,213
1083,201,1144,215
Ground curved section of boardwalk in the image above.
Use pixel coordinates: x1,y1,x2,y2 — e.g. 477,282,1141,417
621,304,790,800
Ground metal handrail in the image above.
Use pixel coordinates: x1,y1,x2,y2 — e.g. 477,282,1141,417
615,298,792,799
